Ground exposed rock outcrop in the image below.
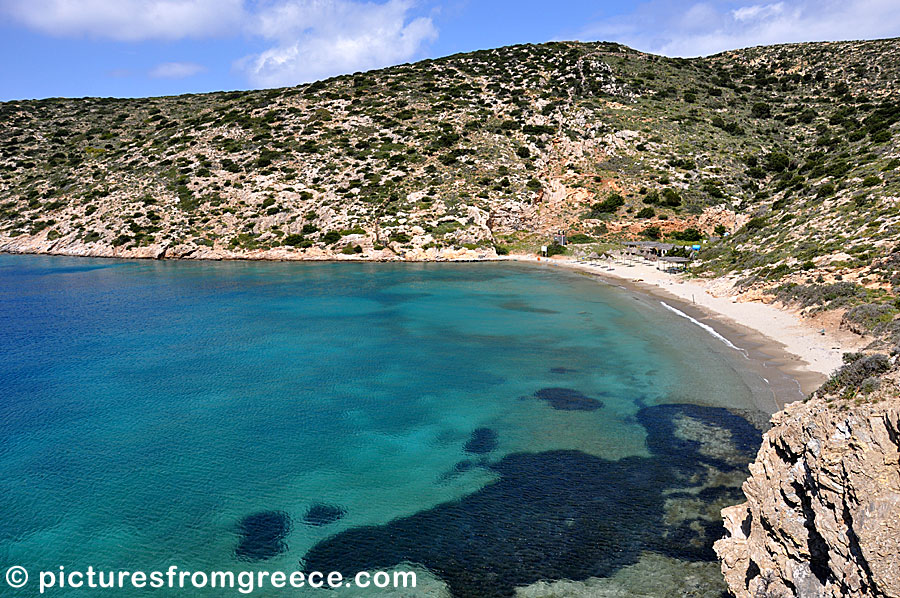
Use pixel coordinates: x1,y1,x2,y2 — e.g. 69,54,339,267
715,363,900,598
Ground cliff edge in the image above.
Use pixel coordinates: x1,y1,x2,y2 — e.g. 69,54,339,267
715,356,900,598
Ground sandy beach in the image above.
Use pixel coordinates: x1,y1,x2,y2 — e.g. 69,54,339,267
508,254,870,399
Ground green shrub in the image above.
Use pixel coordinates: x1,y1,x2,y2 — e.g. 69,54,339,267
745,217,767,231
523,124,555,136
661,188,682,207
723,121,744,135
798,108,817,124
819,353,891,396
322,231,342,244
751,102,772,118
767,263,791,279
567,233,594,244
590,193,625,215
668,158,696,170
702,182,724,198
283,234,305,246
642,226,661,240
671,228,701,242
765,152,790,172
746,166,766,179
636,207,655,219
817,183,836,198
546,242,567,256
220,158,240,173
775,282,866,308
842,303,897,333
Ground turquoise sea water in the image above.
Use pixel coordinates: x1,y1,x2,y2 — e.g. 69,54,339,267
0,255,773,597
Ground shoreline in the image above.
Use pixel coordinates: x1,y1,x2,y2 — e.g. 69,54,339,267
2,249,868,408
505,255,869,403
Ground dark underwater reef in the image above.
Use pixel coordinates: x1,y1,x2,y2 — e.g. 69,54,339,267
532,387,604,411
234,510,292,562
298,403,762,598
303,504,347,527
463,428,499,455
235,504,350,561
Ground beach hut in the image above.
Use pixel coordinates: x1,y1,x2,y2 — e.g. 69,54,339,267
660,256,690,272
623,241,676,264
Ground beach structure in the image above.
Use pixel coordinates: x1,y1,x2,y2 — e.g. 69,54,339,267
623,241,675,257
623,241,674,265
659,256,691,272
621,241,697,270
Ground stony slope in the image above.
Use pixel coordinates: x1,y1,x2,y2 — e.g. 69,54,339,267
715,356,900,598
1,39,898,274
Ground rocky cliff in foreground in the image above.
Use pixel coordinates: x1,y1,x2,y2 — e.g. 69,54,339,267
715,357,900,598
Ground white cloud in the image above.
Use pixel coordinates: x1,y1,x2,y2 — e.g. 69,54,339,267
732,3,784,23
149,61,206,78
0,0,438,88
237,0,437,88
0,0,244,41
574,0,900,57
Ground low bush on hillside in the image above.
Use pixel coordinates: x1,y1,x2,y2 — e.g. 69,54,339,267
671,228,701,242
841,303,898,334
589,193,625,216
546,242,567,256
775,282,868,309
818,353,892,399
642,226,661,240
567,233,594,244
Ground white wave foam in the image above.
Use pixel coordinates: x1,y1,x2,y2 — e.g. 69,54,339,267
660,301,748,357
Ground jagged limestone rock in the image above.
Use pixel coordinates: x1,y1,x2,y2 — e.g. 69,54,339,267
715,367,900,598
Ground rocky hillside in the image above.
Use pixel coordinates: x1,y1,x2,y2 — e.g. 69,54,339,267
715,354,900,598
1,39,898,275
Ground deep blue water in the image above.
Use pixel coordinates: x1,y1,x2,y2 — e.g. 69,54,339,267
0,255,770,597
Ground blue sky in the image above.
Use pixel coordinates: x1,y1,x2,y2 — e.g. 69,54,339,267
1,0,899,101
